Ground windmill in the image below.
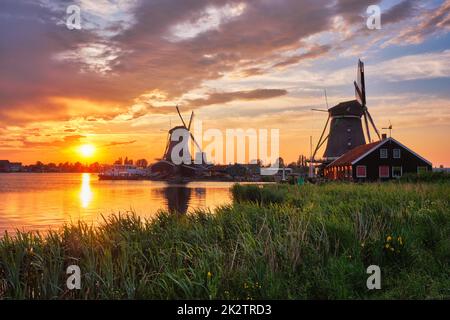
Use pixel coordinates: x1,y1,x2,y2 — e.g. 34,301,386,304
152,105,208,178
312,59,381,162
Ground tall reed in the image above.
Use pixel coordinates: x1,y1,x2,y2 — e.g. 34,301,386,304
0,182,449,299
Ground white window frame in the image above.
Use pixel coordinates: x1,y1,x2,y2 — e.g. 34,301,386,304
356,165,367,178
393,149,401,159
392,166,402,178
380,148,388,159
379,165,390,178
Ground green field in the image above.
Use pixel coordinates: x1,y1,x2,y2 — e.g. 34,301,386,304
1,181,449,299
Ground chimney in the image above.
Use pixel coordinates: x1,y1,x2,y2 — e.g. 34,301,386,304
382,133,387,140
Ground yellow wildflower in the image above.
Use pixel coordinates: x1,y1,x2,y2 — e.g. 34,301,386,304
385,244,390,249
207,272,212,278
387,236,392,242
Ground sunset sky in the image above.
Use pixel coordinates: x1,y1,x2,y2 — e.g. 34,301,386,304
0,0,449,166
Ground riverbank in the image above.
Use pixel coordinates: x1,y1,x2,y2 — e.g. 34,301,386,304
0,182,449,299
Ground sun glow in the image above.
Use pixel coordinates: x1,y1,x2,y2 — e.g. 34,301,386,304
78,144,96,158
79,173,93,208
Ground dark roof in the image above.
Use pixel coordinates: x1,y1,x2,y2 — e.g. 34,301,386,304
329,100,365,117
327,140,383,167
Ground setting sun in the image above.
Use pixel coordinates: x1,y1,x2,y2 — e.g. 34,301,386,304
78,144,96,158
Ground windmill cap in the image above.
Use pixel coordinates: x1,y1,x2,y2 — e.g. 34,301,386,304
329,100,365,117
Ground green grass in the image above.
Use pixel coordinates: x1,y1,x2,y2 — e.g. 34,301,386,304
0,182,449,299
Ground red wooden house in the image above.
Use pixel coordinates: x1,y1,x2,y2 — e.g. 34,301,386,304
324,136,432,181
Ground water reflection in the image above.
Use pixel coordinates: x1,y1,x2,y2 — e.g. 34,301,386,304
164,186,191,213
151,186,207,214
79,173,93,208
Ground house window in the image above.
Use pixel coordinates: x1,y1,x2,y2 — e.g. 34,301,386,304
380,148,388,159
356,165,367,178
393,149,401,159
379,165,390,178
392,166,402,178
417,166,428,174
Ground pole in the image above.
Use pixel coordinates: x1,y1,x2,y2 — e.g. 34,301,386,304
309,136,314,178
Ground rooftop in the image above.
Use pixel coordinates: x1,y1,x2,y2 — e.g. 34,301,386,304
327,140,383,167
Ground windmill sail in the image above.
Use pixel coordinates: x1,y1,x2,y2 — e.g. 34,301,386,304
366,110,381,140
354,82,363,106
354,60,366,106
363,112,372,143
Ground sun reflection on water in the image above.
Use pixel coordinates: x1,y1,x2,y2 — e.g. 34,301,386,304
80,173,93,208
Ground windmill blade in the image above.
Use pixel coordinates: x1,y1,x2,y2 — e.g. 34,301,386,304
354,81,364,106
358,59,366,105
312,114,330,160
363,111,372,143
316,133,330,153
311,108,328,113
366,110,381,140
189,132,202,151
188,111,194,130
175,105,188,128
184,110,202,159
354,60,366,106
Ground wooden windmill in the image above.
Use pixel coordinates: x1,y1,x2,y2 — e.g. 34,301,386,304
312,59,381,162
162,105,203,163
152,105,207,178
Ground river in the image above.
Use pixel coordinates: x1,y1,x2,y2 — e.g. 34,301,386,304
0,173,234,234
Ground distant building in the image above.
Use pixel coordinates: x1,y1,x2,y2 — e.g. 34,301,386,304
0,160,23,172
8,162,22,172
433,166,450,173
324,137,432,181
0,160,9,172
